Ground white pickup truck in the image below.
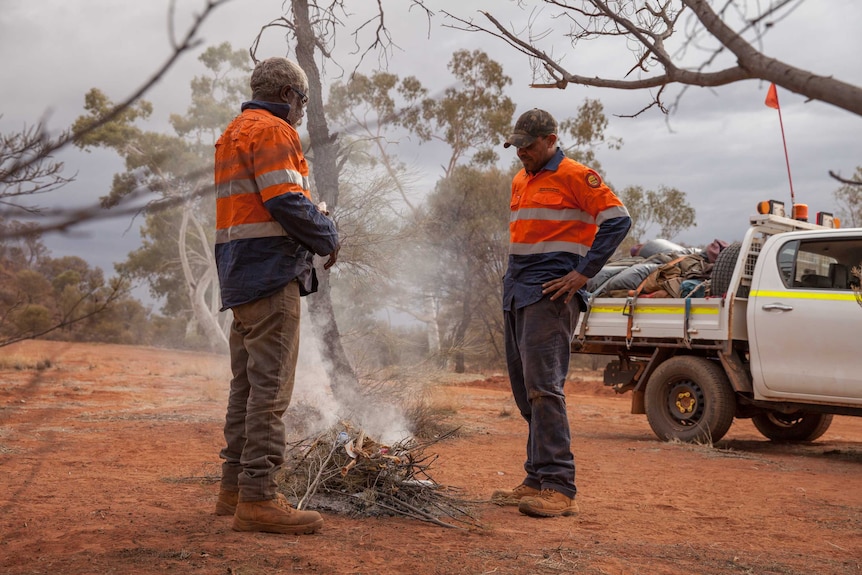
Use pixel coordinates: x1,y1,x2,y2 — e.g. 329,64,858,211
573,207,862,443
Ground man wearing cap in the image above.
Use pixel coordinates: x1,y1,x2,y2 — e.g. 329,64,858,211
492,108,631,517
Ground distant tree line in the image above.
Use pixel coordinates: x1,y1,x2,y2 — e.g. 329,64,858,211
0,217,223,349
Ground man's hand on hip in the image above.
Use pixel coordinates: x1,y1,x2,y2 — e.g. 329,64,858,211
542,270,588,304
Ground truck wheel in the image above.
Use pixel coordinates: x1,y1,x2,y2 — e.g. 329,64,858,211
644,356,736,443
710,242,748,298
751,411,833,442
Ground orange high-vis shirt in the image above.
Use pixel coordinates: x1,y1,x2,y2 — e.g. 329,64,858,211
509,157,628,257
215,109,312,244
213,107,338,309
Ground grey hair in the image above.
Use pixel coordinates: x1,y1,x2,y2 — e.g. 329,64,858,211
250,57,308,101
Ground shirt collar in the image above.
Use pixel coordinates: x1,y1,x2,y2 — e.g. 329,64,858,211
526,147,565,176
543,147,565,172
241,100,293,124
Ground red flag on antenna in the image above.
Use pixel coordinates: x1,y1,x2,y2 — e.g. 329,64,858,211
765,83,780,109
764,81,795,204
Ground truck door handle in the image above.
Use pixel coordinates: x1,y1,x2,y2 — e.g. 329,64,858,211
761,303,793,312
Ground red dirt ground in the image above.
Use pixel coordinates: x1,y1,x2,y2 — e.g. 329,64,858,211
0,340,860,575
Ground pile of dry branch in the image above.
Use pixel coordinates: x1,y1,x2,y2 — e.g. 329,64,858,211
279,422,480,529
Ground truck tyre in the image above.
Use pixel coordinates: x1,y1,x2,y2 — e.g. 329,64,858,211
751,411,833,442
710,242,748,298
644,356,736,443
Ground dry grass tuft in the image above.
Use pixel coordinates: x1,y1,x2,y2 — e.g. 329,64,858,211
0,354,54,371
405,396,460,440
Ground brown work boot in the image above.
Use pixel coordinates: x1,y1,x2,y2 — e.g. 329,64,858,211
491,483,540,506
518,489,579,518
232,493,323,534
215,489,238,516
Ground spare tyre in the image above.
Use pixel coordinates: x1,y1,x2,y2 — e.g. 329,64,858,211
710,242,748,298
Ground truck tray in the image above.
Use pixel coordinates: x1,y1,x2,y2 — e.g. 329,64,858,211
575,296,738,343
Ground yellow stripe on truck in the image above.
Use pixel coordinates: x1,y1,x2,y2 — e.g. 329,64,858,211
750,290,859,301
590,305,720,315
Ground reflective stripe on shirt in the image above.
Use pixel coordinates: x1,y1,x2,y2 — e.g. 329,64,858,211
510,207,594,223
215,221,289,244
509,241,591,256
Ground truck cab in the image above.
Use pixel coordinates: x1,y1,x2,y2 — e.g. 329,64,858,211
748,227,862,405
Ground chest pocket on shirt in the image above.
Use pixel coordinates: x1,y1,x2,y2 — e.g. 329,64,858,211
531,190,564,207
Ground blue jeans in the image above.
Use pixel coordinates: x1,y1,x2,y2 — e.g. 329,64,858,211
504,296,580,499
220,281,301,502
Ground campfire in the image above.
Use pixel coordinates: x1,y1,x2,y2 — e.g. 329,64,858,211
278,422,481,529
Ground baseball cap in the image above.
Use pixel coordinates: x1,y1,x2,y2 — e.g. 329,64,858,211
503,109,558,149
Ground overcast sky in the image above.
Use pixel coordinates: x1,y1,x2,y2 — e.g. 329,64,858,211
1,0,860,299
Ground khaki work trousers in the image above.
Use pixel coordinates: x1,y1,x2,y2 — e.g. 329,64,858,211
220,281,301,502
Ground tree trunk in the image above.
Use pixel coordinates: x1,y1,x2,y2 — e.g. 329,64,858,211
291,0,359,397
178,206,228,353
423,293,442,356
450,272,474,374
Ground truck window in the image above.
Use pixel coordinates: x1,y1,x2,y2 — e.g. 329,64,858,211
788,237,862,290
777,240,798,287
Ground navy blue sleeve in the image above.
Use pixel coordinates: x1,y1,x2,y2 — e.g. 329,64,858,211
263,193,339,256
575,216,632,278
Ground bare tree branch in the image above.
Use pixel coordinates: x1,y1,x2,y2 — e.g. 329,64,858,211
0,123,77,214
442,0,862,117
0,0,232,239
251,1,434,78
0,169,212,241
829,170,862,187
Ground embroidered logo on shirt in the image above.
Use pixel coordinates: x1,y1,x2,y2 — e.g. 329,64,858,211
586,171,602,188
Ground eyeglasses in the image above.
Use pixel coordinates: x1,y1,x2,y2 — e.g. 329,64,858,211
289,86,308,105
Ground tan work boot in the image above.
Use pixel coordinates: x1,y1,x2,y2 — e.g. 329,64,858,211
518,489,579,518
491,483,540,506
232,493,324,534
215,489,238,516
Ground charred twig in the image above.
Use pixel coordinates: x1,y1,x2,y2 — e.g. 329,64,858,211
297,441,338,510
374,494,462,530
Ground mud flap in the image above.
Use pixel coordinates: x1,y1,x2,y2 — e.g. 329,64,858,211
631,389,645,414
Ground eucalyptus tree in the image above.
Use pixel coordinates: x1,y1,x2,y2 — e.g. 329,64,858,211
325,49,515,362
250,0,437,391
833,166,862,228
0,219,136,347
326,53,623,370
619,185,696,243
405,49,516,179
0,1,244,349
421,165,512,371
72,43,250,351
